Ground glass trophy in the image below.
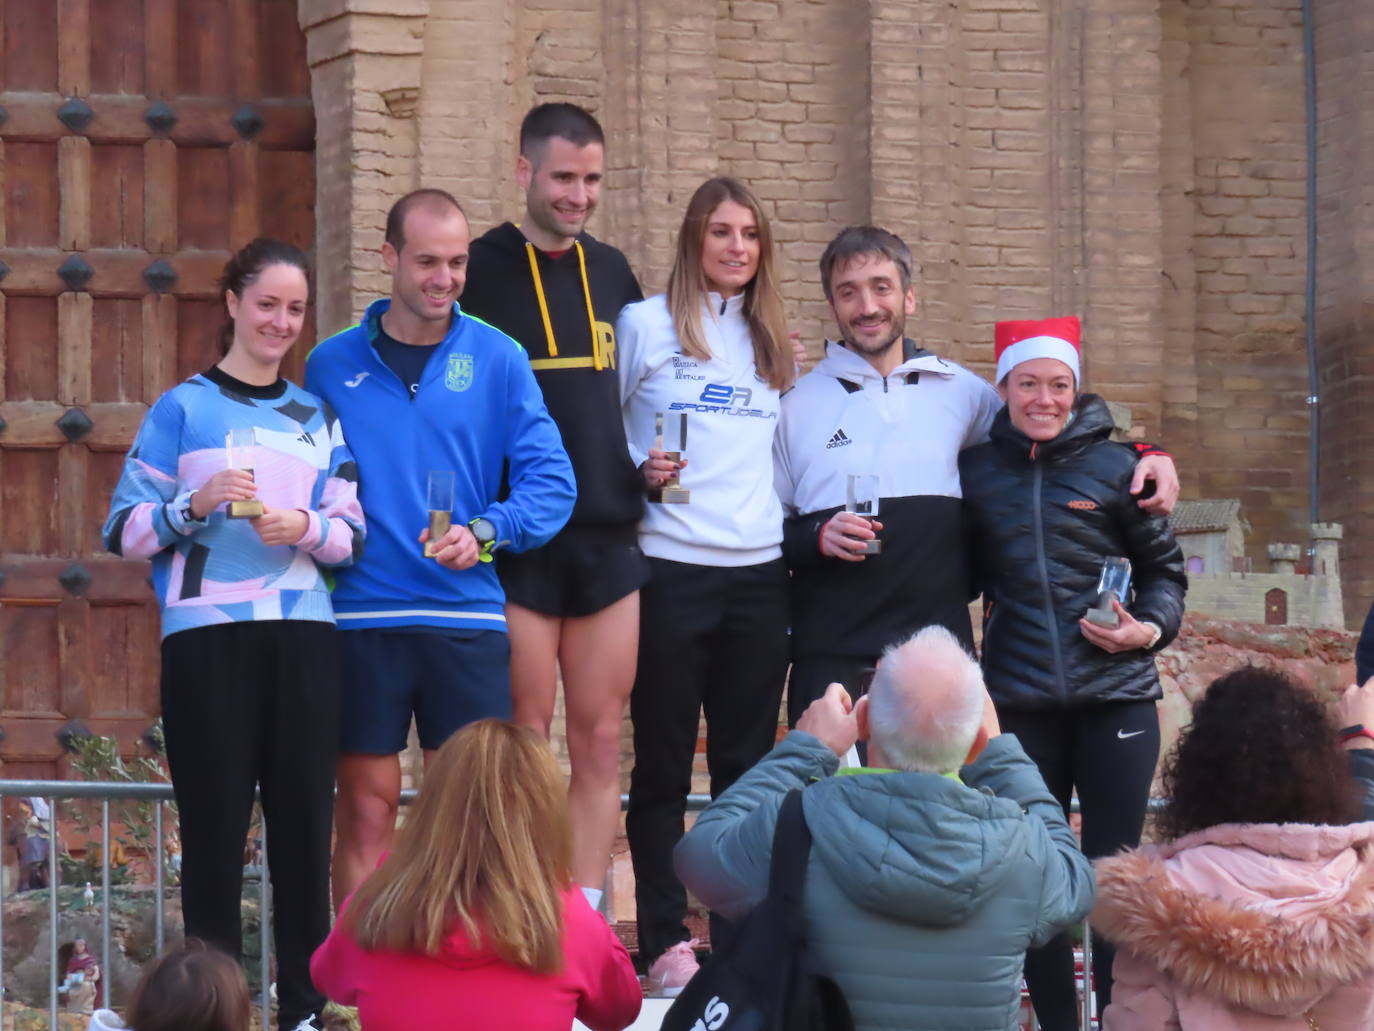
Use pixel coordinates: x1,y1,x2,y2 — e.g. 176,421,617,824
425,470,456,558
1084,556,1133,628
224,427,264,518
845,473,881,555
647,411,690,504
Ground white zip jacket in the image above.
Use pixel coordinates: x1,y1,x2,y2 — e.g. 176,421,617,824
773,338,1001,659
774,338,1000,518
618,292,783,567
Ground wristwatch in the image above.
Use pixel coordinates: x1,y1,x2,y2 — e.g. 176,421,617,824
1140,621,1162,650
468,516,497,564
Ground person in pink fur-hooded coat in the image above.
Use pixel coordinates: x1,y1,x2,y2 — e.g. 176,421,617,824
1092,669,1374,1031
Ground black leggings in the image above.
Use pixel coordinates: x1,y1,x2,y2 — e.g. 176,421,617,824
626,557,790,964
998,701,1160,1031
161,620,339,1030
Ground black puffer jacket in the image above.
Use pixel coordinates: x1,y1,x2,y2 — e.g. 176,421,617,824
958,394,1187,711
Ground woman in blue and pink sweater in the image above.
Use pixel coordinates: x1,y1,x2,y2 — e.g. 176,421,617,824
103,238,364,1031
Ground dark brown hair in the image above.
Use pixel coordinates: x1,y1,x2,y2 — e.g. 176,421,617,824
818,225,913,302
384,188,466,253
519,103,604,165
126,939,251,1031
1156,666,1361,840
218,237,309,356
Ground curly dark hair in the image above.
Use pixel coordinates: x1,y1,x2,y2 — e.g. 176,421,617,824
1156,666,1361,840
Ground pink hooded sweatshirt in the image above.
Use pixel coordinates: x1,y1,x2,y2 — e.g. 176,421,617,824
311,887,642,1031
1092,821,1374,1031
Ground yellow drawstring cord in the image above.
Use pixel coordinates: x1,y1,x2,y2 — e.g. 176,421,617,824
525,242,559,358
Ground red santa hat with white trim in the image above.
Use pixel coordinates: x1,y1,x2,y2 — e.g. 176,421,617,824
994,316,1081,385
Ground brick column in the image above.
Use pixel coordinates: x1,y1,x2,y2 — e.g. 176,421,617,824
1313,0,1374,624
870,0,969,360
297,0,430,336
1074,0,1166,435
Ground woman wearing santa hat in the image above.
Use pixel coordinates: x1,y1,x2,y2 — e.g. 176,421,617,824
958,316,1187,1031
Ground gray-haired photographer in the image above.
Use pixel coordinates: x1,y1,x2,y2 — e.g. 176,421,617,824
672,625,1095,1031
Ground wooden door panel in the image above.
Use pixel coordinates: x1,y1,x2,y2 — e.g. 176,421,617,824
90,146,147,250
90,0,147,95
175,298,223,382
0,1,314,777
4,296,60,399
178,147,231,249
4,142,60,246
90,298,145,403
0,0,58,91
258,0,310,98
176,1,233,99
0,605,62,714
87,602,161,719
1,450,61,554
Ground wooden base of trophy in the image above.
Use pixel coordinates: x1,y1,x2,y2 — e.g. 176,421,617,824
424,510,452,558
647,483,691,504
227,499,264,519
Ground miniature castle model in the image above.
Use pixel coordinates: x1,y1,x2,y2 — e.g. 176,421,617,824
1169,500,1344,629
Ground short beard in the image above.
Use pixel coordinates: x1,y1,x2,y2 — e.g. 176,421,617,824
840,320,904,358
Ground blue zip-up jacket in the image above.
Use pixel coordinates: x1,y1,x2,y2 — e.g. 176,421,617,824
305,298,576,632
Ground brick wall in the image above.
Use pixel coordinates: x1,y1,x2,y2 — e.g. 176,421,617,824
294,0,1374,639
1162,0,1311,571
1313,0,1374,623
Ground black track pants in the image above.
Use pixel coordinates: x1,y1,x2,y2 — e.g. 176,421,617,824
999,700,1160,1031
161,620,339,1030
627,557,790,964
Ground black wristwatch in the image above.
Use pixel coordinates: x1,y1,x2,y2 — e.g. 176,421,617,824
468,516,497,563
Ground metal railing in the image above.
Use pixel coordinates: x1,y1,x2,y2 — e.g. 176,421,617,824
0,782,704,1029
0,782,1119,1031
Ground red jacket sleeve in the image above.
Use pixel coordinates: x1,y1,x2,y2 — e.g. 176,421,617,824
310,898,361,1006
565,892,643,1031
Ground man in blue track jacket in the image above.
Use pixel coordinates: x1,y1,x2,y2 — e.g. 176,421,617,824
306,188,576,905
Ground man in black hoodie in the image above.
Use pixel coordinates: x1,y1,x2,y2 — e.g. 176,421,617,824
462,103,645,908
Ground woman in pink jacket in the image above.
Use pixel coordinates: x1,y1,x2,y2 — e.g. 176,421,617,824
1092,668,1374,1031
311,720,642,1031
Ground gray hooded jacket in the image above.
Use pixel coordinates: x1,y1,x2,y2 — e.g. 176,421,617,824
674,731,1095,1031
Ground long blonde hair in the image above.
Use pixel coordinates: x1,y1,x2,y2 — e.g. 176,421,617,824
344,720,572,974
666,177,794,392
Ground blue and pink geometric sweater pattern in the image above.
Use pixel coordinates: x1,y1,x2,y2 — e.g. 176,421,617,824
102,373,366,639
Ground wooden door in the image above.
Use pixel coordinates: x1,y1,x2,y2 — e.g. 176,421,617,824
0,0,315,779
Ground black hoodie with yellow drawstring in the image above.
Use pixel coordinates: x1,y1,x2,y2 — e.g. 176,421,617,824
464,221,644,529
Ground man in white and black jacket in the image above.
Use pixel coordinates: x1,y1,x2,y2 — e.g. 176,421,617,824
774,226,1180,724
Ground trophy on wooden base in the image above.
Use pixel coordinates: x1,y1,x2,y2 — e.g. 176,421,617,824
647,411,690,504
225,427,264,519
845,473,881,555
424,470,456,558
1084,556,1132,628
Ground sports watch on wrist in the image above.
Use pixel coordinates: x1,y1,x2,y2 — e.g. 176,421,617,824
468,516,497,564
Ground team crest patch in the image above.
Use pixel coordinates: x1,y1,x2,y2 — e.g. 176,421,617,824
445,353,474,392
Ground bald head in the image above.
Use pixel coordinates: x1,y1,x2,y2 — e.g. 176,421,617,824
866,626,985,773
